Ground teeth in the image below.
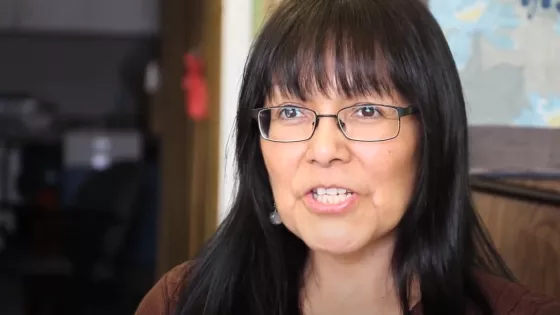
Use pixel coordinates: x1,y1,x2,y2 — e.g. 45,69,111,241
313,187,349,196
312,187,353,204
313,193,352,204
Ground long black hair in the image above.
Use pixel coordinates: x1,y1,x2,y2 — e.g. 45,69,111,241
175,0,513,314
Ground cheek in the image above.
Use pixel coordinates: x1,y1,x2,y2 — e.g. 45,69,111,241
355,143,418,218
260,140,306,205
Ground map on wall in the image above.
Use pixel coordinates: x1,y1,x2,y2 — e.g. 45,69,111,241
429,0,560,128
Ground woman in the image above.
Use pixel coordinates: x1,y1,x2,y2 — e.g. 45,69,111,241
136,0,560,314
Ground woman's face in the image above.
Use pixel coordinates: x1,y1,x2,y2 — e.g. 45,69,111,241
261,87,419,256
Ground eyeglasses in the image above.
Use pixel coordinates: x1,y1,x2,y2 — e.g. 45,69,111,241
252,104,417,143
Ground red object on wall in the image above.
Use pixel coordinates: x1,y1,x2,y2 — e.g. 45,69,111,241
182,53,208,121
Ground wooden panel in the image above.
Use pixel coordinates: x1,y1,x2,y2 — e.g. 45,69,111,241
474,180,560,299
183,0,221,259
156,0,202,276
470,127,560,176
156,0,221,276
201,0,221,239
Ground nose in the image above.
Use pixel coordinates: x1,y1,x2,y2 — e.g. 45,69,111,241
306,116,351,167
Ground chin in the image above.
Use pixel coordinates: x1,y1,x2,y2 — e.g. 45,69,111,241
301,228,371,256
311,242,365,257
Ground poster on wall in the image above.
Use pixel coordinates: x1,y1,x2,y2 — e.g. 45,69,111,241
430,0,560,128
429,0,560,175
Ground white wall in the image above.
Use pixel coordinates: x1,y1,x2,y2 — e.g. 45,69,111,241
218,0,253,222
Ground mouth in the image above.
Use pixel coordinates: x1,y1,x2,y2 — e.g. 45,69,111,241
305,186,358,214
311,187,355,205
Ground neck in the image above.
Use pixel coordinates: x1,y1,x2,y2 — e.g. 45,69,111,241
302,235,416,315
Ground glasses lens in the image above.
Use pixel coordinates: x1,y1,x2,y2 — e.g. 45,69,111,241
338,105,400,141
258,106,315,141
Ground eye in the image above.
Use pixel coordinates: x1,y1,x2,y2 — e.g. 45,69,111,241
278,106,305,119
354,105,380,118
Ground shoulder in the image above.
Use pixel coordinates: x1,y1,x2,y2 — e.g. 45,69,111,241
135,262,192,315
475,271,560,315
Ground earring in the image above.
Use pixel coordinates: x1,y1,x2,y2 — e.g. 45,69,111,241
270,205,282,225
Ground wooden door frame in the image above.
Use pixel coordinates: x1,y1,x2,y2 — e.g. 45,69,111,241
156,0,220,276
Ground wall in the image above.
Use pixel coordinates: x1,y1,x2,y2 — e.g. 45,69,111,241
0,33,156,118
475,180,560,299
218,0,252,221
252,0,282,34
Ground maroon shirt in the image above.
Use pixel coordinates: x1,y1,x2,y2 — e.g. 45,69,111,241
136,263,560,315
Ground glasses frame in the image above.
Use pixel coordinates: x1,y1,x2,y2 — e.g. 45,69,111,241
251,103,418,143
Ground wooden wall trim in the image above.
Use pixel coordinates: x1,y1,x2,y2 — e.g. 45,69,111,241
201,0,221,242
156,0,220,276
156,0,203,276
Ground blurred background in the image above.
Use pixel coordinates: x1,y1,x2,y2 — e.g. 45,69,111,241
0,0,220,314
0,0,558,314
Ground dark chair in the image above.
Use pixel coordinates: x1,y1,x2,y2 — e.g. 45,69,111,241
23,161,145,315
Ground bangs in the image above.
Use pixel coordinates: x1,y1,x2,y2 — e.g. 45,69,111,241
254,0,412,103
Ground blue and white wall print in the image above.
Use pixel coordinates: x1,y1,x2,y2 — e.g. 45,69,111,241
430,0,560,128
